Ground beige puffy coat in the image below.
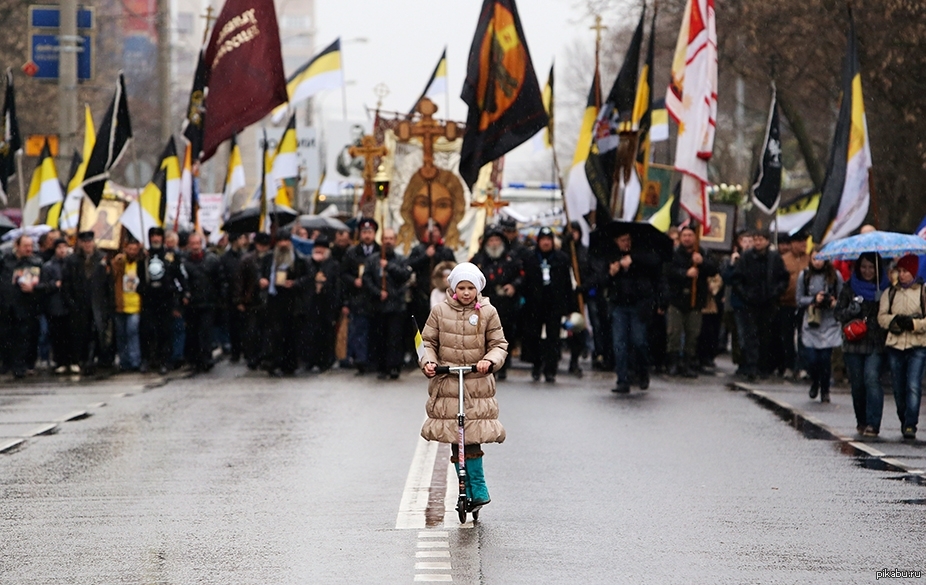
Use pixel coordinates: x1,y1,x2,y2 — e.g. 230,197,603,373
419,292,508,444
878,283,926,350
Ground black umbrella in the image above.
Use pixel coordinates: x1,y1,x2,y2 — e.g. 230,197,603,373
590,220,673,262
222,205,298,234
0,214,17,236
296,214,350,232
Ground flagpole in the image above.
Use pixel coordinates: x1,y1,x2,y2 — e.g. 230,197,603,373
130,139,147,247
551,139,584,314
444,48,450,122
15,150,25,217
340,54,348,121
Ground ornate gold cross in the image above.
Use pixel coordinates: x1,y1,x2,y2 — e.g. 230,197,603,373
396,98,459,181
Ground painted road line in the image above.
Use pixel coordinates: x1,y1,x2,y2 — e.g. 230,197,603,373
23,423,58,437
414,575,452,582
0,439,25,453
397,436,440,529
56,410,90,422
418,531,448,538
416,562,452,570
417,541,449,548
416,551,451,558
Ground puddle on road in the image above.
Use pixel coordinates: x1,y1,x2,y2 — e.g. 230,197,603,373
852,456,905,473
884,475,926,487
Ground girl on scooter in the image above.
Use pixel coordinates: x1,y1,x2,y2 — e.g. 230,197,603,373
420,262,508,510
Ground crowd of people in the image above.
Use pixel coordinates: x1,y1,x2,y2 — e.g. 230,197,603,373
0,215,920,440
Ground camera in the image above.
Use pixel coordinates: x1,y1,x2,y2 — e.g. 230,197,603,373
815,292,834,308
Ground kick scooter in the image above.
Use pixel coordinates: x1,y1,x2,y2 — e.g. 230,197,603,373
434,364,490,523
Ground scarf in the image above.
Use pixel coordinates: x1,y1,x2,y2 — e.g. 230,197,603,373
849,271,888,301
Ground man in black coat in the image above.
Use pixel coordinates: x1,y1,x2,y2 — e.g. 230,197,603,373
220,233,249,363
563,221,590,377
141,227,183,375
407,224,456,334
41,238,72,373
340,218,380,373
363,228,410,380
302,236,341,371
1,235,46,377
260,230,309,376
62,231,113,374
664,225,719,377
730,229,790,380
180,232,226,371
522,227,575,383
601,226,662,393
234,232,272,370
471,226,523,379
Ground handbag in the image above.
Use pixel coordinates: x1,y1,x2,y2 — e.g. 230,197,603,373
843,318,868,342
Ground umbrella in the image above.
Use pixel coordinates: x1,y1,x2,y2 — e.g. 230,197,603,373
814,231,926,261
590,220,674,262
1,224,52,242
296,214,349,232
222,205,298,234
0,214,18,238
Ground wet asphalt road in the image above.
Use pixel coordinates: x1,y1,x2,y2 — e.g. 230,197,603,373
2,361,926,584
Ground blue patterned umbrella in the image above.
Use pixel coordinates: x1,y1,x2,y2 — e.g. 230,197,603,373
815,231,926,260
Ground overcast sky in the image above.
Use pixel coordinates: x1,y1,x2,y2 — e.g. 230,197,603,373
311,0,617,181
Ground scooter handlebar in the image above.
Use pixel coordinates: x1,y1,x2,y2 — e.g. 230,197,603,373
434,364,494,375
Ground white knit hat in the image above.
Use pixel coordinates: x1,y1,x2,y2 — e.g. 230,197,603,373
448,262,486,292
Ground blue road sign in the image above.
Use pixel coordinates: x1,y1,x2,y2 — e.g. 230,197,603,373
30,34,93,80
30,7,94,29
28,6,95,81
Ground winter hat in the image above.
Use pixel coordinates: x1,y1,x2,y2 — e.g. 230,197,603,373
896,254,919,278
448,262,486,293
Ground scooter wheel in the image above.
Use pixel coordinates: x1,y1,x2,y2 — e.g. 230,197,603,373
472,509,480,522
457,499,467,524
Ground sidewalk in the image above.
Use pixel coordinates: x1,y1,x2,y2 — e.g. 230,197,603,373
720,356,926,478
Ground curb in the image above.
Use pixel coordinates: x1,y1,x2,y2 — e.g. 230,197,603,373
729,382,926,478
0,369,193,456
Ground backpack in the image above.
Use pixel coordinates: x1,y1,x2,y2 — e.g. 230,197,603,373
887,283,926,316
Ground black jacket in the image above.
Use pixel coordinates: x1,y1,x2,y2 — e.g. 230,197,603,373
1,254,46,318
523,248,575,318
341,242,381,314
470,245,523,315
363,250,410,314
41,256,68,317
305,256,341,317
731,248,790,308
259,250,310,314
62,249,112,324
665,245,719,311
181,251,226,309
407,241,456,299
220,247,246,307
143,246,184,309
234,250,269,308
597,247,661,309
